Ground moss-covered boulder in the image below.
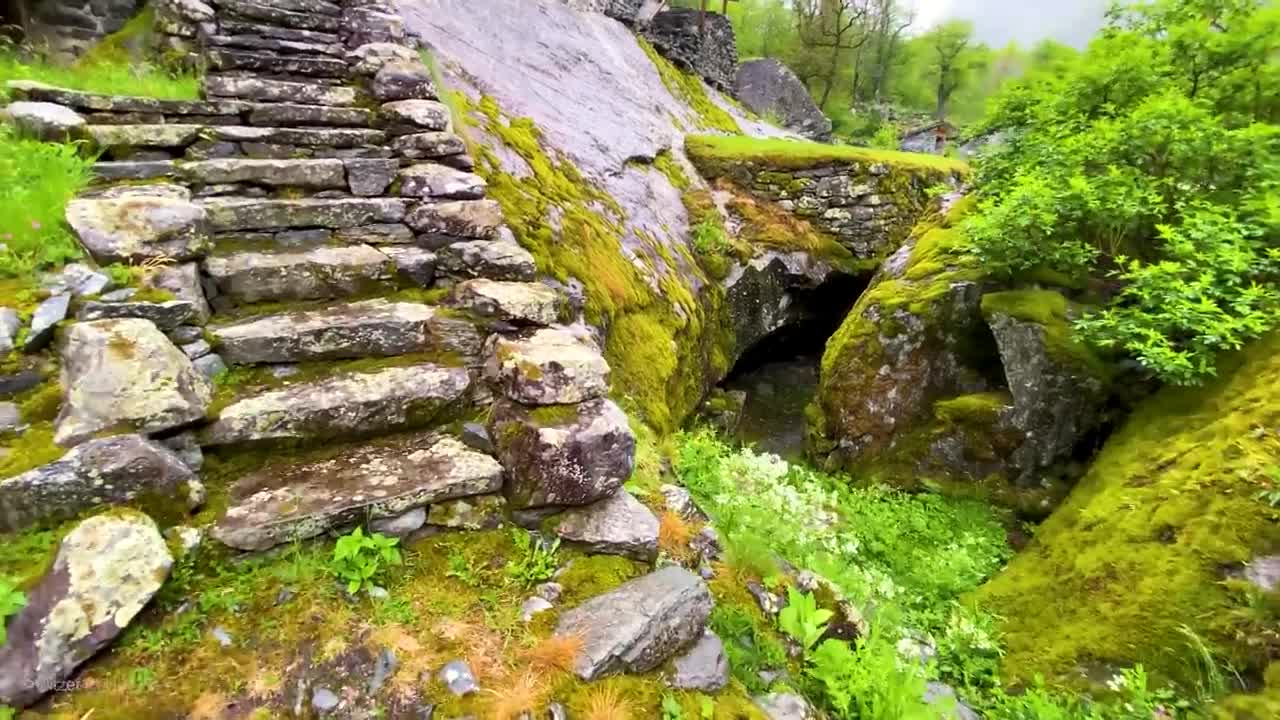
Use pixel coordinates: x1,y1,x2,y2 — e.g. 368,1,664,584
977,333,1280,688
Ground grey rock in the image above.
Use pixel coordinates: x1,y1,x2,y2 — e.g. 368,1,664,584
735,59,833,141
203,74,357,106
6,81,247,117
335,223,415,245
427,494,506,530
669,629,730,692
77,300,197,330
659,484,706,521
0,307,19,353
160,432,204,471
368,648,398,694
23,293,70,352
0,512,172,709
248,104,375,128
344,159,400,197
554,566,712,680
212,626,233,648
486,327,610,405
55,318,211,447
201,197,408,231
753,693,815,720
344,6,406,46
452,279,559,325
92,160,178,182
202,245,395,304
211,299,483,364
924,682,981,720
0,371,44,398
207,49,347,78
312,687,340,712
165,525,204,558
406,199,501,239
181,339,211,359
85,123,203,151
66,185,210,265
42,263,110,298
381,99,451,133
392,132,467,161
437,234,537,281
459,422,493,454
382,246,438,287
0,402,22,432
347,42,418,75
214,434,501,551
1244,555,1280,592
182,158,348,188
521,596,554,622
3,101,84,141
149,263,212,325
193,353,227,380
202,363,470,446
536,582,563,603
371,60,436,102
212,125,386,148
399,164,486,200
370,507,428,537
437,660,479,696
556,490,659,561
492,397,635,510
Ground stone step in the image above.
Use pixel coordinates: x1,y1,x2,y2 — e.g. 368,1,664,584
209,124,386,148
217,0,342,32
5,80,247,116
215,19,341,44
200,362,472,446
207,49,349,78
212,433,503,550
203,75,357,106
93,160,178,182
201,197,408,231
181,158,348,188
85,123,203,150
211,299,485,365
202,244,397,304
247,103,375,128
205,33,345,57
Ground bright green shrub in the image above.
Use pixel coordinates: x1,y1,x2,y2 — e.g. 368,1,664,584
0,128,94,276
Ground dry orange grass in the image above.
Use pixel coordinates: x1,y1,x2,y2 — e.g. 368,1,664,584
658,510,693,561
435,617,509,681
523,633,583,674
486,670,552,720
583,683,632,720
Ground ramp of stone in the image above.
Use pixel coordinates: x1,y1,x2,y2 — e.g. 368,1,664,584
211,299,484,364
213,433,502,550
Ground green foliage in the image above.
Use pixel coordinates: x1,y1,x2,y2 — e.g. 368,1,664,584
690,217,731,257
709,603,790,693
0,576,26,646
807,631,937,720
505,528,559,588
329,527,402,594
777,587,833,652
967,0,1280,384
0,705,13,720
0,127,95,276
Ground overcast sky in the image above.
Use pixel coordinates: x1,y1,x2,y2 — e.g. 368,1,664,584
910,0,1110,48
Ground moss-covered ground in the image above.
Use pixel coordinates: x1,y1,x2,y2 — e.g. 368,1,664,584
685,135,969,177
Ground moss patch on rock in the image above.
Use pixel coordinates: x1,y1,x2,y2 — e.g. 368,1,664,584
686,134,968,178
976,332,1280,690
637,39,741,134
981,289,1111,380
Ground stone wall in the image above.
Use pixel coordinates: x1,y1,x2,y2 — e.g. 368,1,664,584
643,7,737,92
19,0,141,61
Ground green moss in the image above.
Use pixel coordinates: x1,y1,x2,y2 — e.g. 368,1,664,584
933,392,1012,426
686,134,969,177
722,183,865,274
0,521,65,587
0,423,64,479
637,39,741,134
555,554,648,607
977,332,1280,690
980,289,1111,380
527,404,580,427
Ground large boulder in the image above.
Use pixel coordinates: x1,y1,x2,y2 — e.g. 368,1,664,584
734,59,832,141
0,435,199,532
65,185,210,264
213,434,503,550
55,319,212,447
977,332,1280,688
490,397,635,510
485,326,610,405
0,512,172,708
554,566,713,680
554,489,659,561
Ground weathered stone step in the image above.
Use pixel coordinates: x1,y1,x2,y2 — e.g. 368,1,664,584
5,80,247,116
217,0,342,32
211,299,484,364
85,123,202,150
210,124,385,147
202,245,396,304
92,160,178,182
212,433,502,550
201,197,408,231
203,75,356,106
207,48,348,78
200,363,471,446
247,103,375,127
182,158,348,188
205,33,344,57
215,19,341,44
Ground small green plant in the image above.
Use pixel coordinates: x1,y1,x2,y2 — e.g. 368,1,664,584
0,127,95,277
330,527,402,595
808,631,937,720
127,666,157,691
506,529,559,588
777,587,833,653
446,548,482,586
661,693,685,720
0,705,15,720
0,577,26,646
690,217,730,257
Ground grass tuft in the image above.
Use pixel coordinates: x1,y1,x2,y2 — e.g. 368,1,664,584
0,127,94,277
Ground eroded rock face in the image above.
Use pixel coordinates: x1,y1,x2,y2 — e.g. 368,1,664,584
491,397,635,509
55,318,212,447
554,566,713,681
213,434,502,550
485,327,610,405
0,512,172,708
555,489,659,561
0,435,198,532
735,59,832,141
202,363,471,446
66,185,211,264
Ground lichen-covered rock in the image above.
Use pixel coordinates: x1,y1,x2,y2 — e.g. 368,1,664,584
486,326,610,405
427,493,507,530
555,489,659,561
381,100,451,133
202,245,396,304
76,300,197,330
200,197,408,231
0,435,197,532
344,159,400,197
370,60,436,102
0,307,19,354
211,299,484,364
452,279,560,325
668,629,730,692
977,332,1280,688
23,293,70,352
202,364,470,446
2,101,84,141
66,185,211,264
399,164,486,200
147,262,212,325
754,693,816,720
181,158,348,188
735,59,832,141
436,235,537,281
55,319,212,447
0,512,172,709
555,566,712,680
213,434,502,550
491,397,635,509
346,42,418,75
406,199,501,239
204,75,358,105
391,132,467,161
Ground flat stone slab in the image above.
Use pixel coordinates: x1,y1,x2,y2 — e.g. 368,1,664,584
381,99,450,132
248,104,375,127
202,245,396,304
181,158,348,188
66,184,210,264
406,199,502,238
218,0,342,29
3,101,84,141
213,434,502,550
201,363,471,446
437,236,537,281
211,125,386,147
93,160,178,182
0,435,197,533
668,630,730,692
208,49,348,77
85,123,204,149
55,318,212,447
5,80,248,115
554,566,712,681
201,197,408,231
555,489,659,561
211,299,484,364
452,279,559,325
204,74,356,106
486,326,610,405
399,164,486,200
391,131,467,160
76,300,197,330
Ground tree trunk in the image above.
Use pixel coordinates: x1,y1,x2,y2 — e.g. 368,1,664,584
819,43,841,109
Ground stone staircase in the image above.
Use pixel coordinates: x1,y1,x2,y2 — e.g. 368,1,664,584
3,0,641,553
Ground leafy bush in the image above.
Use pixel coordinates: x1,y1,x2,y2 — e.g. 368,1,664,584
0,128,94,277
330,527,402,594
506,529,560,587
0,576,26,646
965,0,1280,384
807,631,937,720
777,587,833,653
